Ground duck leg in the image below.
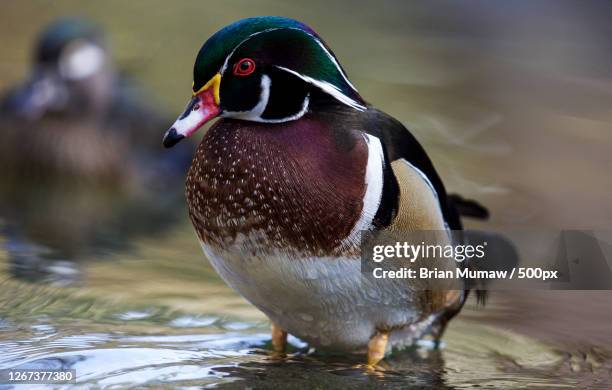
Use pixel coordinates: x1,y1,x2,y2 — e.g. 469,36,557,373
367,330,389,366
271,322,287,352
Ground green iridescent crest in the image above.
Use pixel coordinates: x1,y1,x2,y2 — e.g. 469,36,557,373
192,16,363,107
193,17,311,90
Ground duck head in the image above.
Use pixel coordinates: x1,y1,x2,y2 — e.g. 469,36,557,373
13,18,114,119
163,16,366,148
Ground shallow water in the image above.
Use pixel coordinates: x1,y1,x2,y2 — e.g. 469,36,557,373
1,1,612,389
2,227,611,389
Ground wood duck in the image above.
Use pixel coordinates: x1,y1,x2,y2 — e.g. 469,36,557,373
163,16,489,365
0,18,193,184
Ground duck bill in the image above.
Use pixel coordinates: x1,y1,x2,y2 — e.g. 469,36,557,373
163,73,221,148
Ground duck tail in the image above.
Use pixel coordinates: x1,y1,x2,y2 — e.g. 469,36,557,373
448,194,489,220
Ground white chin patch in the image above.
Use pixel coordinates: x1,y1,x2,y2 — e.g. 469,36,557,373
59,41,105,80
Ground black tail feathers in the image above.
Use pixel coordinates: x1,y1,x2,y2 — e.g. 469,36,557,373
448,194,489,220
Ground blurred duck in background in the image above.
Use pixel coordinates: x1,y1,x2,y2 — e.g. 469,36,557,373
0,18,194,284
0,18,193,183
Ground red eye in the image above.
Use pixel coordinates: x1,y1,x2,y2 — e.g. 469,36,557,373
233,58,256,76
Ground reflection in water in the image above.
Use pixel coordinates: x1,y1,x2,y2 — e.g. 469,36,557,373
0,176,190,286
1,0,612,388
0,309,596,389
1,266,610,388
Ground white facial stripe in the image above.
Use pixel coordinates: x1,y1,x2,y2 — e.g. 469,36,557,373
222,75,311,123
276,66,366,111
220,28,282,74
59,41,105,80
219,27,359,96
259,93,310,123
341,133,385,248
218,27,364,121
222,74,271,120
310,37,358,92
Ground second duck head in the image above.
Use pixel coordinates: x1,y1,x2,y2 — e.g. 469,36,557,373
10,18,115,119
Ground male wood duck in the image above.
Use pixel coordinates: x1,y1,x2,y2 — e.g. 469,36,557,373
0,18,193,183
163,16,489,365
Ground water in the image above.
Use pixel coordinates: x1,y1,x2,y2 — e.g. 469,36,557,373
2,1,612,388
1,225,611,388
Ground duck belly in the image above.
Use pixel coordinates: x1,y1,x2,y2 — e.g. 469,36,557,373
200,238,435,352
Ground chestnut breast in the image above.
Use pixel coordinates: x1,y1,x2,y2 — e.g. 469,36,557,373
186,116,368,256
